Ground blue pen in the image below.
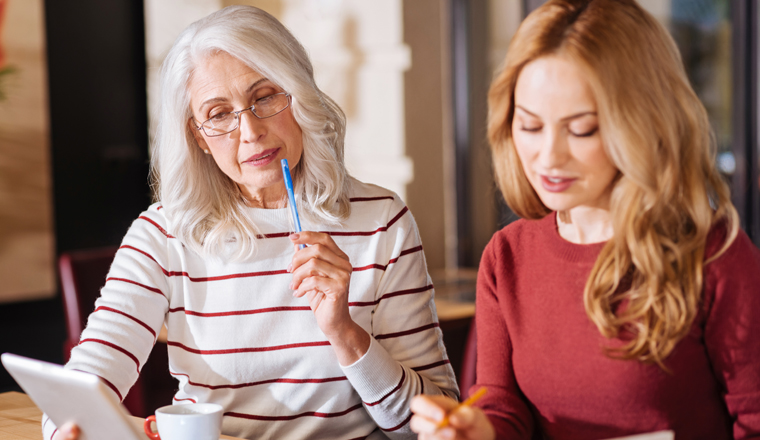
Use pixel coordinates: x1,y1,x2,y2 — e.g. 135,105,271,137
281,159,305,250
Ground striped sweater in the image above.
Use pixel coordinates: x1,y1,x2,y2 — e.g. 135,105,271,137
43,180,458,440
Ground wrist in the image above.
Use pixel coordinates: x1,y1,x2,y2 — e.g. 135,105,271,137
326,321,370,366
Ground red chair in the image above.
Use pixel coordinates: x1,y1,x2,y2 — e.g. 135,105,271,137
59,247,119,359
459,318,477,400
58,246,173,416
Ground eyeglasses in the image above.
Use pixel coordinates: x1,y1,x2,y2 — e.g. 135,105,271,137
194,92,292,137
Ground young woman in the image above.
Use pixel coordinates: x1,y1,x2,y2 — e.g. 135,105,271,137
411,0,760,439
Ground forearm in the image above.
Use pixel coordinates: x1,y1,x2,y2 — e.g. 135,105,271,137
339,297,458,439
41,414,56,440
339,198,458,437
342,337,453,439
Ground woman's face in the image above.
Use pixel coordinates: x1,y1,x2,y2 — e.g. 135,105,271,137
188,51,303,206
512,55,618,213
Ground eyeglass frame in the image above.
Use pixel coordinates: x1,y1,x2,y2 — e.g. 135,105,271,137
192,92,292,137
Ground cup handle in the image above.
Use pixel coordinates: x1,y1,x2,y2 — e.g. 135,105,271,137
143,415,161,440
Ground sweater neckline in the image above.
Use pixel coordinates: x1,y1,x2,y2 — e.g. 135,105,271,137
243,205,292,229
543,212,607,262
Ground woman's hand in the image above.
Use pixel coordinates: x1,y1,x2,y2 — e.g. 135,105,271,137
410,395,495,440
288,231,370,365
52,422,80,440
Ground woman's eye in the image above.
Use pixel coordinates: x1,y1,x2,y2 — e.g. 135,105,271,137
570,127,598,137
256,95,275,105
520,125,542,132
209,112,230,121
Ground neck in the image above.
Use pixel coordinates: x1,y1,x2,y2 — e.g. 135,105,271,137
240,186,288,209
556,206,613,244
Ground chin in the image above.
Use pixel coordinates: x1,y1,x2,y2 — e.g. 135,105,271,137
536,193,579,213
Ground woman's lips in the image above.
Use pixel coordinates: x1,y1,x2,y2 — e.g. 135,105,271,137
243,148,280,166
540,175,576,192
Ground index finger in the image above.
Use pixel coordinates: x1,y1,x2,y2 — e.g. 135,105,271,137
290,232,348,259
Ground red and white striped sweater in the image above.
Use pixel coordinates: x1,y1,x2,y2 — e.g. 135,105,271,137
44,181,458,440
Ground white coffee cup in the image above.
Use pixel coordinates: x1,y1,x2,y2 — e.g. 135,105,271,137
143,403,223,440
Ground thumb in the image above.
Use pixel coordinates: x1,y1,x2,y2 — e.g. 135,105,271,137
449,405,476,428
57,422,80,440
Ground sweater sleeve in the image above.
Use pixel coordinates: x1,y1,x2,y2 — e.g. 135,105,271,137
42,207,171,439
41,413,57,440
340,202,459,439
472,237,535,439
702,229,760,439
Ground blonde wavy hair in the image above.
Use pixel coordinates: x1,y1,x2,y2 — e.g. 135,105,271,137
151,5,350,260
488,0,739,365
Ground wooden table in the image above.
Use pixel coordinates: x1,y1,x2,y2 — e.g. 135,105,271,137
0,392,243,440
434,298,475,322
0,392,41,440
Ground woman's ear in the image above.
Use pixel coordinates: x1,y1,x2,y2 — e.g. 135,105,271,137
189,119,211,154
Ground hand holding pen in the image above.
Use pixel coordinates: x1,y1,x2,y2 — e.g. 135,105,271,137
410,387,495,440
436,387,487,429
282,158,326,311
282,159,369,366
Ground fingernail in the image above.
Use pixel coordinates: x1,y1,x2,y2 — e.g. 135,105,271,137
289,282,295,290
290,233,300,240
287,263,292,273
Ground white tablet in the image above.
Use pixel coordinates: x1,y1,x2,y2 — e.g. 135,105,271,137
1,353,144,440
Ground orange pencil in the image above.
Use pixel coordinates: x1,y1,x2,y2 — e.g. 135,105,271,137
437,386,488,429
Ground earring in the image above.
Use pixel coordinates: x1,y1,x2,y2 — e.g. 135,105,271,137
204,149,210,154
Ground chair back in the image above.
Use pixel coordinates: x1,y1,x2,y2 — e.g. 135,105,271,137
58,246,118,357
57,245,179,417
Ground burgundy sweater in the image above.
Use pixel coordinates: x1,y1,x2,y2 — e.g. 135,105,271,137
473,213,760,439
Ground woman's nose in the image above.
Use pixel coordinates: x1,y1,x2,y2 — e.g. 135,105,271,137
537,129,569,168
238,109,266,142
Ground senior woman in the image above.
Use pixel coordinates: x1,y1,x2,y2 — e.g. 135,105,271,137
46,5,458,440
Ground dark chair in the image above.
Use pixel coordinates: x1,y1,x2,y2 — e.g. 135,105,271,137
459,318,477,400
59,247,120,359
59,246,174,416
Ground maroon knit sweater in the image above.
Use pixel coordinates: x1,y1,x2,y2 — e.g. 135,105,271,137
473,213,760,439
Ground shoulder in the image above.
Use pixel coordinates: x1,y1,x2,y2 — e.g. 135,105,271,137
108,203,177,281
122,202,175,244
704,223,760,279
479,215,560,280
345,178,411,228
347,178,404,208
485,215,553,257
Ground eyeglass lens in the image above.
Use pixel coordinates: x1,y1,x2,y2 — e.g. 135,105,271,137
201,93,290,136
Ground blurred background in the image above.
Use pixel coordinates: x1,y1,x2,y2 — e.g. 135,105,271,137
0,0,758,402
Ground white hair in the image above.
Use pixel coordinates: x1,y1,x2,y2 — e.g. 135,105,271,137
151,5,351,260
